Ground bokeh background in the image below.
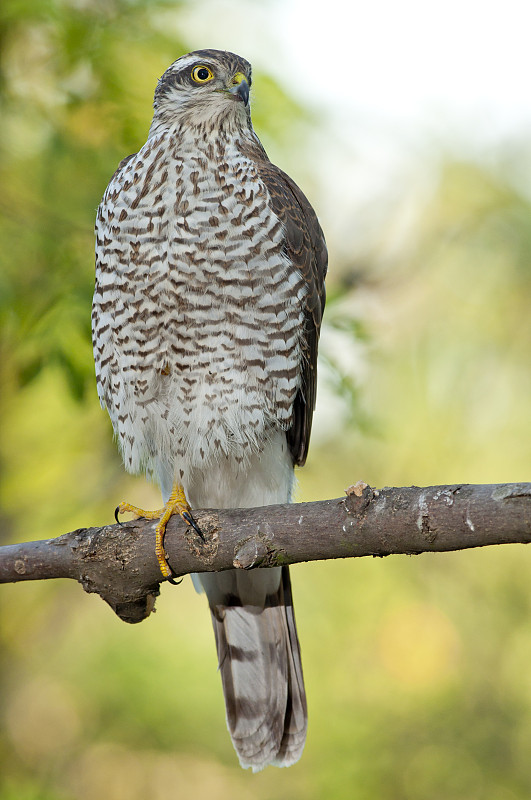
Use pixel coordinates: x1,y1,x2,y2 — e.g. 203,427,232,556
2,1,531,798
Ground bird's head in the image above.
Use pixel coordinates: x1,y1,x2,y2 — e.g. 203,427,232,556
152,49,252,131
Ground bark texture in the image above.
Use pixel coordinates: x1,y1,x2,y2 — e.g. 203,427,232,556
1,482,530,623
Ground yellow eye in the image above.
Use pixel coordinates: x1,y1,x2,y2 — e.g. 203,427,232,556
191,65,214,83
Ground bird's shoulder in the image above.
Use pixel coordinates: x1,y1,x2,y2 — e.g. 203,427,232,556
255,161,327,285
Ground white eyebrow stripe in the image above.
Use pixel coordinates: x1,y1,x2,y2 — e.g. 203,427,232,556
168,55,210,73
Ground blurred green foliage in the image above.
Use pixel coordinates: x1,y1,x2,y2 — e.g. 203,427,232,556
2,2,531,800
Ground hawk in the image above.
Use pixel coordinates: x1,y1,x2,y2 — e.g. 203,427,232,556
92,49,327,771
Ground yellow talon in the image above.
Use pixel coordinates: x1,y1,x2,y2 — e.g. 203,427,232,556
116,501,164,520
116,482,202,580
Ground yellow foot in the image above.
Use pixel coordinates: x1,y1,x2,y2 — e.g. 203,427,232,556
115,483,202,581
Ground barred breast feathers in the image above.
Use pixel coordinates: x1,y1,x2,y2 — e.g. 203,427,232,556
93,124,312,480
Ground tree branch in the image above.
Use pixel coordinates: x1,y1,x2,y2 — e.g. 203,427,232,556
1,482,530,624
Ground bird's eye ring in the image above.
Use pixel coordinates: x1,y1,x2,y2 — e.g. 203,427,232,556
191,65,214,83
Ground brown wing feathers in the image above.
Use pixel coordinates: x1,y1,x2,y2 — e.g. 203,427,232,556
258,164,327,465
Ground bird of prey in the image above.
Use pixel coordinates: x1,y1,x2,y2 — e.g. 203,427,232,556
92,49,327,771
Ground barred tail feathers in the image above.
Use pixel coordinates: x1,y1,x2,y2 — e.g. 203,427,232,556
199,566,307,771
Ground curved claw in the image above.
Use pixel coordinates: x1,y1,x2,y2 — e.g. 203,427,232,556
116,483,201,581
182,510,205,541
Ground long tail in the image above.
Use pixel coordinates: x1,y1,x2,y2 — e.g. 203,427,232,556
198,565,307,771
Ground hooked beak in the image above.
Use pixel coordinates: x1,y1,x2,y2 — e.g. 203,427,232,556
227,72,250,106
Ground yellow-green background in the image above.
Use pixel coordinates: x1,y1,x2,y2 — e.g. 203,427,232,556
2,2,531,799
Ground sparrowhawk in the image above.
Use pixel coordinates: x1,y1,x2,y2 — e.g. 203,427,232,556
92,49,327,771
